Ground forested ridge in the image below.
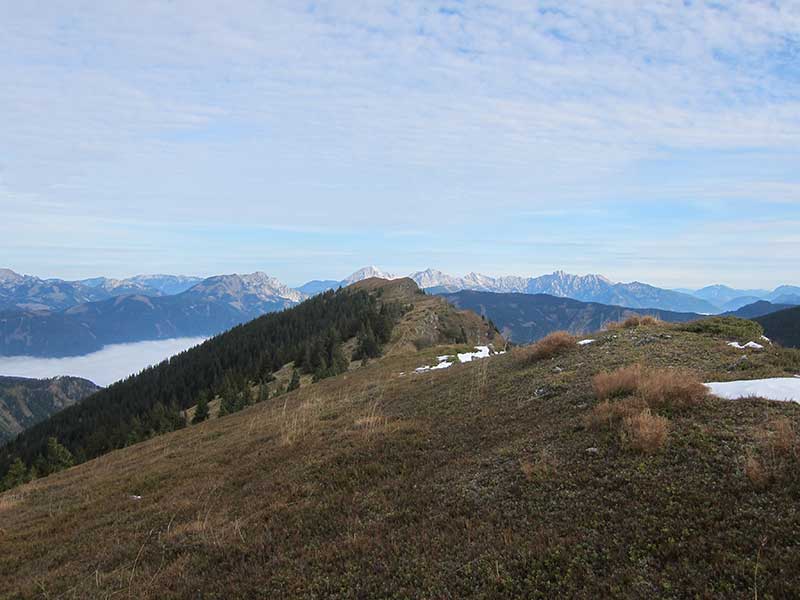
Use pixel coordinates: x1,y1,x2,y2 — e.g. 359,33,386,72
0,288,406,488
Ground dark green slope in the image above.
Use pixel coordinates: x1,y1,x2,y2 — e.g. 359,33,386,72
442,290,701,343
0,287,405,483
756,306,800,348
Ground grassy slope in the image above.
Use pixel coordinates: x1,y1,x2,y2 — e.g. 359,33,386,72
2,326,800,598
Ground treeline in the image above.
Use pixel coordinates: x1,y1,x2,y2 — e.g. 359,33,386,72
0,288,406,488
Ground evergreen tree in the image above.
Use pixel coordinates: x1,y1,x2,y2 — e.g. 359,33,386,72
287,368,301,392
2,458,29,489
258,384,270,403
192,391,210,424
45,437,74,474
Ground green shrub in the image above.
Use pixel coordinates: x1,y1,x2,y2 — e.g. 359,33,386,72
679,317,763,342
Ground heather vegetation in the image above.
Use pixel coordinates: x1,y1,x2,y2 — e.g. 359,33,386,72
3,284,800,597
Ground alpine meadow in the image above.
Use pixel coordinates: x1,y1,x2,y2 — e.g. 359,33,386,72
2,2,800,599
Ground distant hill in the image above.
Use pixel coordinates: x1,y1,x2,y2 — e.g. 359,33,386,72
296,280,341,295
756,306,800,348
724,300,795,319
0,376,99,444
0,273,305,357
441,290,701,343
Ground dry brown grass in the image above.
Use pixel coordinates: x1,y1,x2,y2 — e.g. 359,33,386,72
516,331,577,364
745,417,799,489
593,364,706,409
763,417,798,459
605,314,663,330
593,364,642,400
520,448,559,481
744,453,770,489
621,409,670,453
584,396,647,430
637,369,708,409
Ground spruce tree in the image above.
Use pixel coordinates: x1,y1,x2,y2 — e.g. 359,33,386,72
287,368,301,392
192,391,210,424
2,458,29,489
45,437,74,474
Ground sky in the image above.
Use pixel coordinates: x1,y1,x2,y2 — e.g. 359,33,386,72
1,1,799,289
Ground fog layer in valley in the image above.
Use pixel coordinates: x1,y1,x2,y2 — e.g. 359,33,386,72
0,338,207,387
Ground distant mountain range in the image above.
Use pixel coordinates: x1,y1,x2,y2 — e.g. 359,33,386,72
0,273,303,357
442,290,701,344
2,265,798,358
0,375,99,444
0,269,202,312
682,284,800,312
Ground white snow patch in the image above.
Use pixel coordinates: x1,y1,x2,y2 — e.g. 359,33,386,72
706,378,800,403
414,345,500,373
578,339,596,346
727,341,764,350
457,346,491,363
761,335,771,343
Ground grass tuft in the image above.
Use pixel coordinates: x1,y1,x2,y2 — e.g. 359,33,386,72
593,364,706,409
516,331,577,364
606,314,662,330
621,409,670,454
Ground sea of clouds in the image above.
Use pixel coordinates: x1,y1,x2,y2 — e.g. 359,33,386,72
0,338,207,387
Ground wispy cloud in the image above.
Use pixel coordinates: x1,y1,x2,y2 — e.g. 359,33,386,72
1,1,798,286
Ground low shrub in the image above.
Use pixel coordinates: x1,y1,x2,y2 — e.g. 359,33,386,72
679,317,764,342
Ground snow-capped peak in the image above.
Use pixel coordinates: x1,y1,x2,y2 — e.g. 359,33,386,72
341,266,396,285
0,268,25,284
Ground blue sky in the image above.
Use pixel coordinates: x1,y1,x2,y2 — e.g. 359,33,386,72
2,1,799,288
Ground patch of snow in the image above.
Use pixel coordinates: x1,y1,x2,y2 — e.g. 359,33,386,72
761,335,771,343
706,378,800,403
130,495,142,501
727,341,764,350
578,339,596,346
457,346,491,363
414,345,500,373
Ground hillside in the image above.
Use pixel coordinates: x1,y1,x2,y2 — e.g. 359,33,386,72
724,300,794,319
0,376,100,444
442,290,701,343
2,316,800,597
0,278,498,482
757,306,800,348
0,273,304,357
